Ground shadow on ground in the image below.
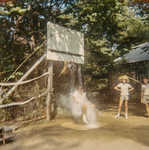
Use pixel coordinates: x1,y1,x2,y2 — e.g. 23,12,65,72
0,103,149,150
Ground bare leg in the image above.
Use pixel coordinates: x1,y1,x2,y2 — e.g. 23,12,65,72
125,100,128,119
145,104,149,116
118,99,123,114
115,99,123,118
82,104,88,124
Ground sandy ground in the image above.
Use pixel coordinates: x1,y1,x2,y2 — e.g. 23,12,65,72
0,103,149,150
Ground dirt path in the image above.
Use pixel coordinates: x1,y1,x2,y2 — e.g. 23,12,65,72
1,103,149,150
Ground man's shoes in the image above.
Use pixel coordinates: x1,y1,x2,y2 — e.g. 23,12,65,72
115,113,120,119
82,114,89,124
145,113,149,117
125,113,128,120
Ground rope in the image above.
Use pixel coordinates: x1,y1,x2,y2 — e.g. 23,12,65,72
0,72,48,86
127,76,142,84
6,40,45,81
0,91,47,108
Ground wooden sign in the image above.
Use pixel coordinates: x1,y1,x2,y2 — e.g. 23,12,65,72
47,22,84,64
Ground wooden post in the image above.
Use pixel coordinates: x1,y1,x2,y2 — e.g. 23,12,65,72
69,63,76,90
78,64,83,87
46,61,53,121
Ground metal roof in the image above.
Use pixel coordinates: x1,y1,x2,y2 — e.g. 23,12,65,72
114,42,149,63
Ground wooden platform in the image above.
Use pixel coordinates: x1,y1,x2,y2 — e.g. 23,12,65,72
0,126,15,145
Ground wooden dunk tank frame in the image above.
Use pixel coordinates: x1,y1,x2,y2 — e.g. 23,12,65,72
46,22,84,120
0,22,84,121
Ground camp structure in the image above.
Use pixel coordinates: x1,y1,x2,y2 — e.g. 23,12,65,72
114,42,149,81
0,22,84,122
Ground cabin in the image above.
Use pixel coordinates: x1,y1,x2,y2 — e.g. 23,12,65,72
114,42,149,81
112,42,149,102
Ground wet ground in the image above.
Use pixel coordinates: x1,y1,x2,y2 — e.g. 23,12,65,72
1,103,149,150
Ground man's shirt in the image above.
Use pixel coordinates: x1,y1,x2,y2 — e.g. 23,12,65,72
116,83,132,96
142,84,149,96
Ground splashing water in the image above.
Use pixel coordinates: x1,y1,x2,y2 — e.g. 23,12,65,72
58,63,100,129
80,91,100,128
58,89,100,129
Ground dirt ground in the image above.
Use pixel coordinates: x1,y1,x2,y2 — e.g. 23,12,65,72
1,102,149,150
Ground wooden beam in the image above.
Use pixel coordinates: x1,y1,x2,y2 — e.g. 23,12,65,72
70,63,76,90
46,61,53,121
78,64,83,87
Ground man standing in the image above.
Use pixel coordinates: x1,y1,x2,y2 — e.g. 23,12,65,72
71,87,88,123
71,87,99,128
114,75,134,119
141,78,149,117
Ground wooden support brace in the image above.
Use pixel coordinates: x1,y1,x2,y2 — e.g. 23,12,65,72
78,64,83,87
46,61,53,121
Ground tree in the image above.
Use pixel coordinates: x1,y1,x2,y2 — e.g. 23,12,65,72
59,0,127,90
0,0,75,80
0,0,149,90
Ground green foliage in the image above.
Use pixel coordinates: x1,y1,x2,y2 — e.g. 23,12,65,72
61,0,149,90
60,0,124,90
0,0,149,91
0,0,74,81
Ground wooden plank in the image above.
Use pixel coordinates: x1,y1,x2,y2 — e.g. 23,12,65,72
0,135,15,144
0,127,15,144
78,64,83,87
46,61,53,121
70,63,76,90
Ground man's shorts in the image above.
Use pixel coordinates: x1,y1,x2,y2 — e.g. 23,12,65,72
120,95,129,101
142,95,149,104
